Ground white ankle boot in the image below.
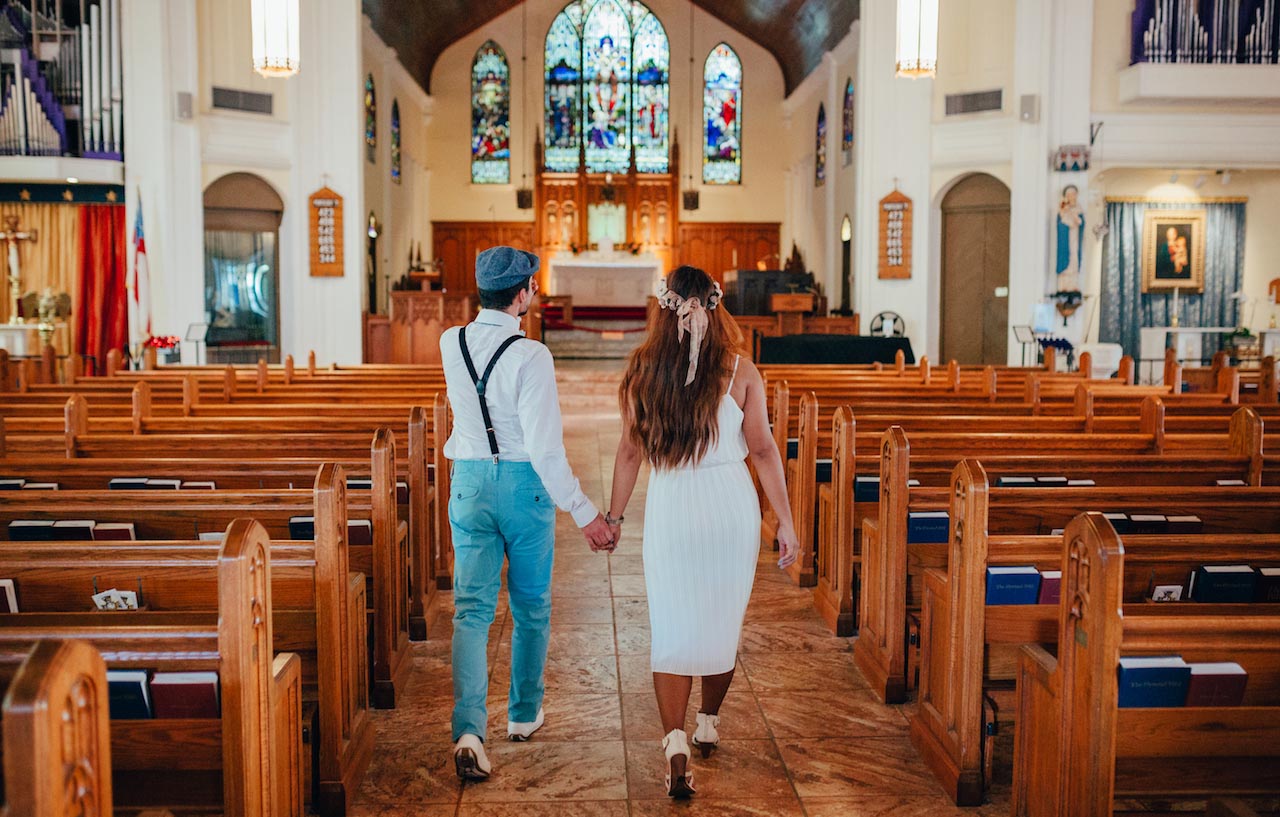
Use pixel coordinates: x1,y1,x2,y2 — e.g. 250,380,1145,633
691,711,720,757
662,728,696,799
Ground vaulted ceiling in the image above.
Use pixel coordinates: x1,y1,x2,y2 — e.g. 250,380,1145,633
362,0,859,97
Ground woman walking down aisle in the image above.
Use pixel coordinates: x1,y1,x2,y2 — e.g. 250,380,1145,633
604,265,800,799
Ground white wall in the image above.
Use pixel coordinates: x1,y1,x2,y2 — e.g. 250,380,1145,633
424,0,789,230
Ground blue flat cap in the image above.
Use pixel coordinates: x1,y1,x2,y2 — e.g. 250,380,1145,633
476,246,540,290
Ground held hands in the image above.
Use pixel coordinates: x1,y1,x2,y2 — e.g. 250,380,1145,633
776,522,800,570
583,514,616,553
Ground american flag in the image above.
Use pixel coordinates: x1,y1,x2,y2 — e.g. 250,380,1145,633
131,191,151,341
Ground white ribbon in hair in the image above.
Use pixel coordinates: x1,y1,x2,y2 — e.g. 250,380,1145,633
658,280,722,386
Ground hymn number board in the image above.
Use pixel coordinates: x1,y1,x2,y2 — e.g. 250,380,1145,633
309,187,344,277
878,190,912,280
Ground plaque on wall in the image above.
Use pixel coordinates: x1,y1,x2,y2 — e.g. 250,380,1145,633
878,190,912,280
309,187,344,277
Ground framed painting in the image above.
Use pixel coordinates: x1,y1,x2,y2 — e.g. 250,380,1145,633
1141,209,1205,293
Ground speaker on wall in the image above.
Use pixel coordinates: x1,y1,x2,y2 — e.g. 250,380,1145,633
516,188,534,209
1019,94,1040,123
682,190,700,211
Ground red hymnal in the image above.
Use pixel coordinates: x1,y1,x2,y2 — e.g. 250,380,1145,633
92,523,137,541
1185,662,1247,707
1037,570,1062,605
149,672,220,719
348,520,373,546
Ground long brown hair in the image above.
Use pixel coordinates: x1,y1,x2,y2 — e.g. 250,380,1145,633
620,265,747,469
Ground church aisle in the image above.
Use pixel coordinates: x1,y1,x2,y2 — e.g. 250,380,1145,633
350,367,1011,816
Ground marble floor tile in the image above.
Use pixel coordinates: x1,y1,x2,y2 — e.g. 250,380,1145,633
490,651,619,694
353,739,462,806
614,621,651,655
620,689,769,741
608,554,645,574
755,689,908,739
349,805,459,817
551,573,614,597
628,799,806,817
801,796,1012,817
458,740,628,802
737,619,854,653
458,803,628,817
496,621,617,655
610,573,648,596
776,737,943,798
613,596,650,626
738,651,868,693
617,653,655,693
483,692,622,741
625,739,795,801
549,595,615,624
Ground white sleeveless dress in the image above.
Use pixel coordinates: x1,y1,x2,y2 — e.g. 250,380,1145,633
643,358,762,676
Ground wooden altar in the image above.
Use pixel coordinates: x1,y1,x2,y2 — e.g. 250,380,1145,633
533,135,679,278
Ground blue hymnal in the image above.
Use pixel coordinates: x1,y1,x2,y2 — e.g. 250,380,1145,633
1102,512,1132,534
985,566,1042,605
854,476,880,503
107,670,153,719
1117,656,1190,708
288,516,316,540
786,438,798,459
816,459,832,484
996,476,1037,487
907,511,949,544
1190,565,1257,603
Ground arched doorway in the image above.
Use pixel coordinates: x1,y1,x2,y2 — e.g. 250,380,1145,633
203,173,284,363
940,174,1010,365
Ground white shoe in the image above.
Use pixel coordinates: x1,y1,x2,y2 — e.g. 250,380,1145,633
662,728,696,799
691,712,720,758
453,734,492,781
507,707,545,741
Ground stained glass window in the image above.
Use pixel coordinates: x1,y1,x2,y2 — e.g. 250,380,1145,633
364,74,376,164
471,40,511,185
632,12,669,173
542,0,669,174
703,43,742,185
842,78,853,167
815,103,827,187
545,11,582,172
391,100,402,184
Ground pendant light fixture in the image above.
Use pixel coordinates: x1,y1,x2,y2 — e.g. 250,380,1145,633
895,0,938,78
251,0,300,78
516,2,534,209
682,3,700,211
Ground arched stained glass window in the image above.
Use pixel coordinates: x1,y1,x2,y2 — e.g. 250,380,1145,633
632,12,669,173
703,43,742,185
391,100,402,184
471,40,511,185
842,78,854,167
364,74,376,164
815,103,827,187
542,0,670,174
545,11,582,172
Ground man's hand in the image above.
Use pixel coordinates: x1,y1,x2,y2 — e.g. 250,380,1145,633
583,514,615,553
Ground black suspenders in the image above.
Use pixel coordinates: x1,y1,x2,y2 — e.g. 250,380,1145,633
459,326,523,463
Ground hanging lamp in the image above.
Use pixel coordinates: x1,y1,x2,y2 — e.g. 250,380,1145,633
895,0,938,78
252,0,300,78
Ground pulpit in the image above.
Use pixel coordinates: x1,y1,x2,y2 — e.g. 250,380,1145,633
388,291,476,364
769,292,816,336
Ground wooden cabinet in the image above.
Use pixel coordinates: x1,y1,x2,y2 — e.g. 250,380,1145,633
431,222,536,294
675,223,781,282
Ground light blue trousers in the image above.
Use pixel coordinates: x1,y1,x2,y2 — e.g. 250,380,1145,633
448,459,556,742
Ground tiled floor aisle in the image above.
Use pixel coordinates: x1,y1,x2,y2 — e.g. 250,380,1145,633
352,366,1011,816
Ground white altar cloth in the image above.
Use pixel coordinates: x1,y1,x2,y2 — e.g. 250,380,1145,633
0,325,39,356
548,252,662,307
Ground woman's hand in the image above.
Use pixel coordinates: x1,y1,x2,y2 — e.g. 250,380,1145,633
776,522,800,570
605,520,622,553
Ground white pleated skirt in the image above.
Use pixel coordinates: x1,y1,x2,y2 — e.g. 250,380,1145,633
642,459,762,676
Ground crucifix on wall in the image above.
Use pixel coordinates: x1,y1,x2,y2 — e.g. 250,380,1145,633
0,215,38,325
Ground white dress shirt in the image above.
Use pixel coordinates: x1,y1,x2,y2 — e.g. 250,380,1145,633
441,309,599,528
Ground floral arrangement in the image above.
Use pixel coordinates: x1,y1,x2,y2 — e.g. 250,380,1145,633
145,335,181,350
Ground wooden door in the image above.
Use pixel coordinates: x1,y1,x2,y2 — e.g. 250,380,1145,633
940,174,1011,365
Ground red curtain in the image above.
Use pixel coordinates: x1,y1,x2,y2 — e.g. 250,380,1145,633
76,205,127,370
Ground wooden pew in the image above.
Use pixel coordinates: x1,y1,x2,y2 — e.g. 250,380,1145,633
0,464,374,816
1013,512,1280,816
0,457,412,711
910,459,1280,803
852,410,1268,704
1,640,118,817
0,520,305,816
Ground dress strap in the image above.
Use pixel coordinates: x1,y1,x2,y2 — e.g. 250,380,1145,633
726,355,741,395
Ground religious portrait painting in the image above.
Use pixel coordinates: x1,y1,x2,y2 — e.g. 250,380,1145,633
1054,184,1084,293
1141,209,1205,293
